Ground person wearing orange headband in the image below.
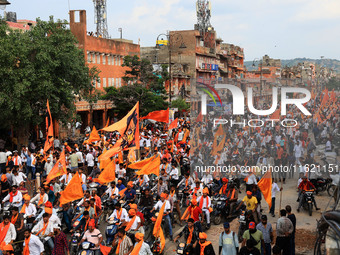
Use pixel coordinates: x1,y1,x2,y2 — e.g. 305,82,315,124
121,181,136,204
236,189,259,224
79,219,103,254
130,233,152,255
181,199,204,233
150,192,173,240
124,209,142,239
194,232,215,255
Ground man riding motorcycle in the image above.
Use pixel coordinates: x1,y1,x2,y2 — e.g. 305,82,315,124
197,188,212,229
174,218,199,248
297,176,320,212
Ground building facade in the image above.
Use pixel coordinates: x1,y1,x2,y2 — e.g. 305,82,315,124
69,10,140,129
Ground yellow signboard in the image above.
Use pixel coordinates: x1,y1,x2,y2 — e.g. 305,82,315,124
156,40,168,46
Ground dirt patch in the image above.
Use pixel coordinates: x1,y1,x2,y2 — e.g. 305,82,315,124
295,229,316,255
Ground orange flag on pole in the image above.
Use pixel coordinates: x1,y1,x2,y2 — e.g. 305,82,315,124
257,170,272,208
88,126,101,143
101,102,140,150
128,155,155,169
215,124,224,136
46,99,54,138
153,201,166,253
128,148,136,163
99,138,123,161
45,150,67,183
59,173,84,205
104,118,110,128
141,108,169,123
135,155,161,176
168,118,178,130
94,160,116,184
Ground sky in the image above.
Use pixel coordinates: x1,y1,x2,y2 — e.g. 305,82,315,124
4,0,340,61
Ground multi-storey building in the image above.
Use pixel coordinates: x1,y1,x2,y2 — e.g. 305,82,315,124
69,10,140,129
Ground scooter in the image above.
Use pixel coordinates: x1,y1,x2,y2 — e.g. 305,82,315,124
175,240,193,255
105,218,120,245
77,241,96,255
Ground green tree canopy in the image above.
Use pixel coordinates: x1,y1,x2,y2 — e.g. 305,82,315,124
103,55,168,117
325,77,340,91
170,98,190,111
0,17,99,144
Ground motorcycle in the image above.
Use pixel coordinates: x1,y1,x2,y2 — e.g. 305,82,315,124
151,238,164,255
311,177,333,194
0,202,11,220
105,218,120,245
77,241,96,255
69,230,83,255
23,214,36,230
301,190,315,216
175,240,192,255
211,195,227,225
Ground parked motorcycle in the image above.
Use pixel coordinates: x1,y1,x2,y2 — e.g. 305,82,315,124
311,177,333,194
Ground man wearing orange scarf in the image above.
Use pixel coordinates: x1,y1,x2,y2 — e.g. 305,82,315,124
2,185,22,208
174,218,199,247
150,193,173,240
198,188,212,229
32,213,54,250
194,232,215,255
0,216,16,251
113,228,133,255
124,209,141,238
23,229,44,255
130,233,152,255
219,178,229,195
30,187,48,209
181,199,204,233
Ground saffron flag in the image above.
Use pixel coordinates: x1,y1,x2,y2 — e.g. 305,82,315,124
99,148,110,170
168,118,178,130
321,91,330,108
59,173,84,205
153,202,166,253
44,100,54,153
141,108,169,123
128,148,136,163
88,126,101,143
99,244,112,255
45,150,67,184
94,160,116,184
104,118,110,128
215,124,224,136
135,155,161,176
99,138,123,161
101,102,140,150
257,170,272,208
128,155,155,169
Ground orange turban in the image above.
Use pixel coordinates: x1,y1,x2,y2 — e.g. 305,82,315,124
45,207,52,214
127,181,133,187
135,233,144,241
191,199,198,206
128,209,136,216
246,191,252,196
130,204,137,210
23,194,31,201
45,201,52,208
203,188,209,194
199,232,207,239
1,175,7,182
160,193,167,199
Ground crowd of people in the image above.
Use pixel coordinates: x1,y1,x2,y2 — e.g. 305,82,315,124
0,87,338,255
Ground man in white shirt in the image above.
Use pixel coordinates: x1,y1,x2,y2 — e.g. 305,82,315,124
109,203,128,223
32,213,54,250
23,229,45,255
22,195,37,218
3,185,23,208
78,169,87,191
12,151,22,167
44,157,54,176
59,170,73,186
125,209,141,234
0,149,7,173
169,164,179,187
150,193,173,240
0,215,17,247
269,178,282,217
104,182,119,200
132,233,153,255
201,172,213,188
197,188,212,228
86,151,94,174
30,187,48,208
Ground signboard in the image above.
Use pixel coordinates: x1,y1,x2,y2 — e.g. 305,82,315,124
156,40,168,46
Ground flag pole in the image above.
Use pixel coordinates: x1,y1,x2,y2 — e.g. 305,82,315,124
279,176,283,211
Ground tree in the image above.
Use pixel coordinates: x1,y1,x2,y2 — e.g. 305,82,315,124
103,55,168,117
0,17,99,146
171,98,190,112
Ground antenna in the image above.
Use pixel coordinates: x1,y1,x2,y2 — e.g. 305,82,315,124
196,0,212,36
93,0,109,38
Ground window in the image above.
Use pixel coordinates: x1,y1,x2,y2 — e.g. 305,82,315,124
119,78,122,87
102,55,106,65
111,55,114,65
97,78,101,88
87,52,91,63
108,55,111,65
97,54,100,64
116,78,119,87
108,78,111,87
93,53,96,64
118,56,121,66
103,78,106,88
